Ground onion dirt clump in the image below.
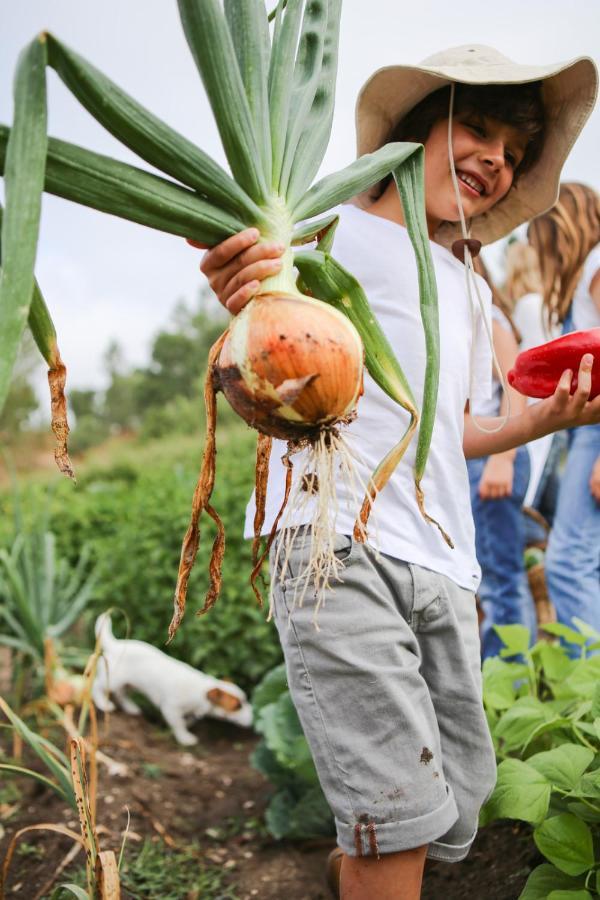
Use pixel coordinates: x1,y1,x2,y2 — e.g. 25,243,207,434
0,0,444,639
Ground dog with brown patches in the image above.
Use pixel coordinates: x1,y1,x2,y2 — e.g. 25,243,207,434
92,613,252,745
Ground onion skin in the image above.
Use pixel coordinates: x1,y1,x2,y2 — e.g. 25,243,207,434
508,328,600,400
216,292,364,440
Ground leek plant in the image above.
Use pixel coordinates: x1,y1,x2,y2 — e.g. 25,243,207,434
0,0,442,635
0,701,121,899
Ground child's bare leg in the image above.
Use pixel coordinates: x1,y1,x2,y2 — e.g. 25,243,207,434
340,845,427,900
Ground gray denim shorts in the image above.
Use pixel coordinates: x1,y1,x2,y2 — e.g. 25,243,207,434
269,527,497,861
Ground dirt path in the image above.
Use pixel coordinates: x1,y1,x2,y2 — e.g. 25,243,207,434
0,711,539,899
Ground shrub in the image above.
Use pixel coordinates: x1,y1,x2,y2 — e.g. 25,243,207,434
251,664,334,840
41,421,282,691
481,621,600,898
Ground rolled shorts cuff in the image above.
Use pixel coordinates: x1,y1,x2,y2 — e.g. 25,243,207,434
427,828,478,863
335,786,459,858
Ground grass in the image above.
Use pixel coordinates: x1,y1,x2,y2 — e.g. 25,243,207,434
51,838,239,900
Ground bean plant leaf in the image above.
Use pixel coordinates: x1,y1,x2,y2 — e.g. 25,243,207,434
518,864,587,900
564,656,600,700
494,697,558,752
534,642,577,683
540,623,588,647
527,745,595,792
590,682,600,719
534,814,595,876
547,891,592,899
570,618,600,641
482,657,529,710
575,769,600,800
495,623,531,657
480,758,551,827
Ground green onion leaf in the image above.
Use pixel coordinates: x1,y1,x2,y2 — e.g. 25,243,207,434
224,0,272,185
278,0,328,194
292,141,422,222
46,34,264,225
268,0,304,189
0,125,247,245
0,36,48,415
177,0,268,204
291,212,338,247
286,0,341,207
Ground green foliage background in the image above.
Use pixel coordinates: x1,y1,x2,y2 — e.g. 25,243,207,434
0,416,282,692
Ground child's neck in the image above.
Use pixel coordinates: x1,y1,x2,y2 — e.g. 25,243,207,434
367,184,440,239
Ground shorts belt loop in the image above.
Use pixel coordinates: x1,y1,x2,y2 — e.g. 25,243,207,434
407,563,440,630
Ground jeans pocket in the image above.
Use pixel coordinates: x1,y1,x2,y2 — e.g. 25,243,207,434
280,529,357,587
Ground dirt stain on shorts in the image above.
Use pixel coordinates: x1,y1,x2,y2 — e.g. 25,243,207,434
420,747,434,764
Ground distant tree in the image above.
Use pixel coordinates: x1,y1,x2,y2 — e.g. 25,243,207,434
70,286,228,442
133,286,226,413
69,389,97,421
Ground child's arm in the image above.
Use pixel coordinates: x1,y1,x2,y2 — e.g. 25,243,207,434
463,353,600,459
476,319,527,498
590,455,600,503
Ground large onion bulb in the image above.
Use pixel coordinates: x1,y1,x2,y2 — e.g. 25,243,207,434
216,292,364,440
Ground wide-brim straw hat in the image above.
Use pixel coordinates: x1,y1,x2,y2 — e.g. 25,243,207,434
355,45,598,246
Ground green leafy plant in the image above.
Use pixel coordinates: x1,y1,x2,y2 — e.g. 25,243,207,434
43,424,282,692
481,621,600,898
0,522,97,665
251,663,334,839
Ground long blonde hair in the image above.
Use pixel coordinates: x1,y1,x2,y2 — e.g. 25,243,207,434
473,255,521,344
503,242,542,307
528,182,600,326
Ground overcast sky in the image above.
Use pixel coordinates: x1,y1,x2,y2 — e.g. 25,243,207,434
2,1,599,397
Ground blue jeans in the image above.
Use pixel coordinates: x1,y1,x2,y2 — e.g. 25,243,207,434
545,424,600,633
468,446,535,659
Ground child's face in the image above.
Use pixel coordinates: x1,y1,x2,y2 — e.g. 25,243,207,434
423,113,529,232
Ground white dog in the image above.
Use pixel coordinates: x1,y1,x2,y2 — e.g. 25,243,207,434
92,613,253,745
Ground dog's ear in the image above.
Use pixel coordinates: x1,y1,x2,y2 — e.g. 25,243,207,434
206,687,242,712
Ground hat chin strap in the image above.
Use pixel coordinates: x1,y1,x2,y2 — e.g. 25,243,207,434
447,83,510,434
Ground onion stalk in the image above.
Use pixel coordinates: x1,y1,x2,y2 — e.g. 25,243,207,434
0,1,444,637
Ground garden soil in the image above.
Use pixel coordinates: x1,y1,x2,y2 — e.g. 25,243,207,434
0,711,541,899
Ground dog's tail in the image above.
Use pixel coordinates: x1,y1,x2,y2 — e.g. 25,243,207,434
95,612,116,648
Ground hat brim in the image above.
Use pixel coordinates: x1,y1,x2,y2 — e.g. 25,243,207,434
355,47,598,245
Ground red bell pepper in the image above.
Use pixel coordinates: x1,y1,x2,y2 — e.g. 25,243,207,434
507,328,600,400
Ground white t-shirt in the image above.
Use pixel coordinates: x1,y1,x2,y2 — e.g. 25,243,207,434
572,243,600,332
512,292,555,350
243,204,492,591
471,305,512,419
511,292,561,507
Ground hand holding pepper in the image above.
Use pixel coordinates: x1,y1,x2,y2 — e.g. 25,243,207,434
465,355,600,460
540,354,600,430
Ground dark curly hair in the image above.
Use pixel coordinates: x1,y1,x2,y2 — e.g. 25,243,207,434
377,81,545,196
